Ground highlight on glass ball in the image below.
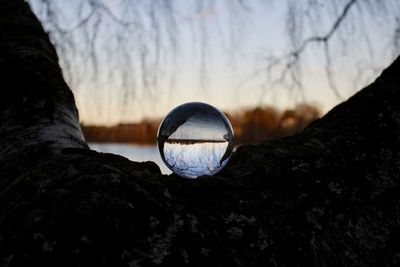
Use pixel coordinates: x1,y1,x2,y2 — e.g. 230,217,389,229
157,102,234,179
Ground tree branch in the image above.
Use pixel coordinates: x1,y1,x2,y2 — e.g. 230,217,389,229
240,0,358,100
1,1,400,266
0,0,87,161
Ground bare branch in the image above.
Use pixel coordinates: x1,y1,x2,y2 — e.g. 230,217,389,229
292,0,357,57
238,0,358,103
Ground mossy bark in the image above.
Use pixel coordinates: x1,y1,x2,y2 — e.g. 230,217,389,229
0,0,400,266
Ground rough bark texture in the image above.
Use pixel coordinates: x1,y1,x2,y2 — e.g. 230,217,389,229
1,1,400,266
0,0,87,162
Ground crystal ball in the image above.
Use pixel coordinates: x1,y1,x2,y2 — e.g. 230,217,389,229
157,102,234,178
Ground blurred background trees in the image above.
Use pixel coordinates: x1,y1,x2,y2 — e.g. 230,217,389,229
27,0,400,125
82,103,321,144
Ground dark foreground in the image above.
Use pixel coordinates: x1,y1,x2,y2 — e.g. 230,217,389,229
0,0,400,266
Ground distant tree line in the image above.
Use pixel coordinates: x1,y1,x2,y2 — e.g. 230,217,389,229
82,104,321,145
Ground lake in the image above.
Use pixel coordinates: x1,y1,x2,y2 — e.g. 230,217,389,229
89,143,171,174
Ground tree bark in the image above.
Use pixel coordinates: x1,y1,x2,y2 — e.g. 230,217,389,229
1,1,400,266
0,0,87,162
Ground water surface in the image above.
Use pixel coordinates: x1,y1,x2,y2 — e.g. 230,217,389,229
163,140,229,178
89,143,171,174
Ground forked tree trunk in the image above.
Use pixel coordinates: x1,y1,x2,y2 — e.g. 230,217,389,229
0,1,400,266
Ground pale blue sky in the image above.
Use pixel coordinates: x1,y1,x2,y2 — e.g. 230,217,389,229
29,0,399,125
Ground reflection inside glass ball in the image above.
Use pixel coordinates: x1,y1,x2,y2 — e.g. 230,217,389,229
157,102,234,178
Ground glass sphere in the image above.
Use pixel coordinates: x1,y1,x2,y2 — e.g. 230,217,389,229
157,102,234,178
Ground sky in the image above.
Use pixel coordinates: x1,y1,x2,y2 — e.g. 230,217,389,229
29,0,399,125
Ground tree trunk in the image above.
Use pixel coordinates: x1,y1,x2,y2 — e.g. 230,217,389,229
1,1,400,266
0,0,87,162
